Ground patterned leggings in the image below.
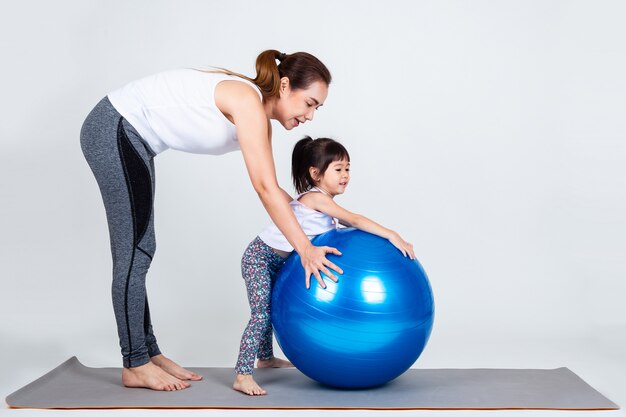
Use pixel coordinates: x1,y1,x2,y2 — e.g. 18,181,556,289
236,236,287,374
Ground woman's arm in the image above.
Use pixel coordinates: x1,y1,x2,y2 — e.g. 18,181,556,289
215,81,342,287
300,192,416,259
266,122,294,205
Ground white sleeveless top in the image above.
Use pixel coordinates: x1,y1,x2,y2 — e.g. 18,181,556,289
107,68,262,155
258,188,337,252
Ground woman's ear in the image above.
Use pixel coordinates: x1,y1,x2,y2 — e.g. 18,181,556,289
280,77,290,97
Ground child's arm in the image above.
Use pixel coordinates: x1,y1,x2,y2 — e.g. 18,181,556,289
300,193,416,259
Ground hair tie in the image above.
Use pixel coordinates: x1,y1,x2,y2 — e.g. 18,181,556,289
278,52,287,62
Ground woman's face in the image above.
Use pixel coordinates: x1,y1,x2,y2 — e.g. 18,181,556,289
275,78,329,130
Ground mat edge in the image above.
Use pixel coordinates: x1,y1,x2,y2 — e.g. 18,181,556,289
7,405,621,411
5,356,83,408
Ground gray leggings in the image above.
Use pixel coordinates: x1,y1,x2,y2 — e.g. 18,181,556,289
80,97,160,368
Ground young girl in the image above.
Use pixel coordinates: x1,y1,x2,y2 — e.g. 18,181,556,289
233,136,415,396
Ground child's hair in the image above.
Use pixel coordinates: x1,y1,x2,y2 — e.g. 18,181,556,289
292,136,350,194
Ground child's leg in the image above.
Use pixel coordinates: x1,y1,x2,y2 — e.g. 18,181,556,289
235,237,277,375
256,324,274,361
256,253,285,361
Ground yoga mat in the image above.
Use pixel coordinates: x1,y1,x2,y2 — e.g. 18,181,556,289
5,357,619,410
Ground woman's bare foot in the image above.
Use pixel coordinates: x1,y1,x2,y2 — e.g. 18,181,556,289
233,374,267,396
122,361,190,391
151,354,203,381
257,357,293,369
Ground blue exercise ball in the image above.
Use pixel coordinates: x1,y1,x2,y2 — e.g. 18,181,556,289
271,228,434,389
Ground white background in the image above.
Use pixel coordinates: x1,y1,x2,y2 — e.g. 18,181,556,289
1,1,624,416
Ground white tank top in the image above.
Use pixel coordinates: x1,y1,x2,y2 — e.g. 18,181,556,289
258,188,337,252
107,68,262,155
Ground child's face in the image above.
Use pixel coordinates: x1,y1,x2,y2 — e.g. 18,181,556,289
316,159,350,197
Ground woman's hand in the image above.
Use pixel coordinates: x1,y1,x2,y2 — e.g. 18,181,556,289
389,233,416,260
219,82,344,289
301,245,343,289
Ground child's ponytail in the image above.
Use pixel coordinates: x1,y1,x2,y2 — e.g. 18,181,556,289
292,136,314,194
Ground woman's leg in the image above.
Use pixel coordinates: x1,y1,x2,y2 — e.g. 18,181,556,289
81,98,199,390
81,99,158,368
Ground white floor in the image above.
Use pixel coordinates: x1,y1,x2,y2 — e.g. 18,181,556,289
2,332,624,417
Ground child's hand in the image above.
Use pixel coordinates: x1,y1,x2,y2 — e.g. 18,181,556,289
389,233,416,259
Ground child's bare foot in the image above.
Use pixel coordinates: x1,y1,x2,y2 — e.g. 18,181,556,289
122,361,189,391
151,354,203,381
233,374,267,396
256,357,293,368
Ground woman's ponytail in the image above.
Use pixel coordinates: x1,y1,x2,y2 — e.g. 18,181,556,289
205,49,330,101
253,50,284,99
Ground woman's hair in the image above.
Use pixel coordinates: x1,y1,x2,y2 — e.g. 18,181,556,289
213,49,331,100
292,136,350,194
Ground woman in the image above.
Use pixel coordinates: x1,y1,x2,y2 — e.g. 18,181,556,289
80,50,342,391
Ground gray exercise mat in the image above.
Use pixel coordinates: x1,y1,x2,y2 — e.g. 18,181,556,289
5,357,619,410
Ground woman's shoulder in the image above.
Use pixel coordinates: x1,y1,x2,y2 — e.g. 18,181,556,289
216,78,260,96
214,76,263,118
214,74,262,104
